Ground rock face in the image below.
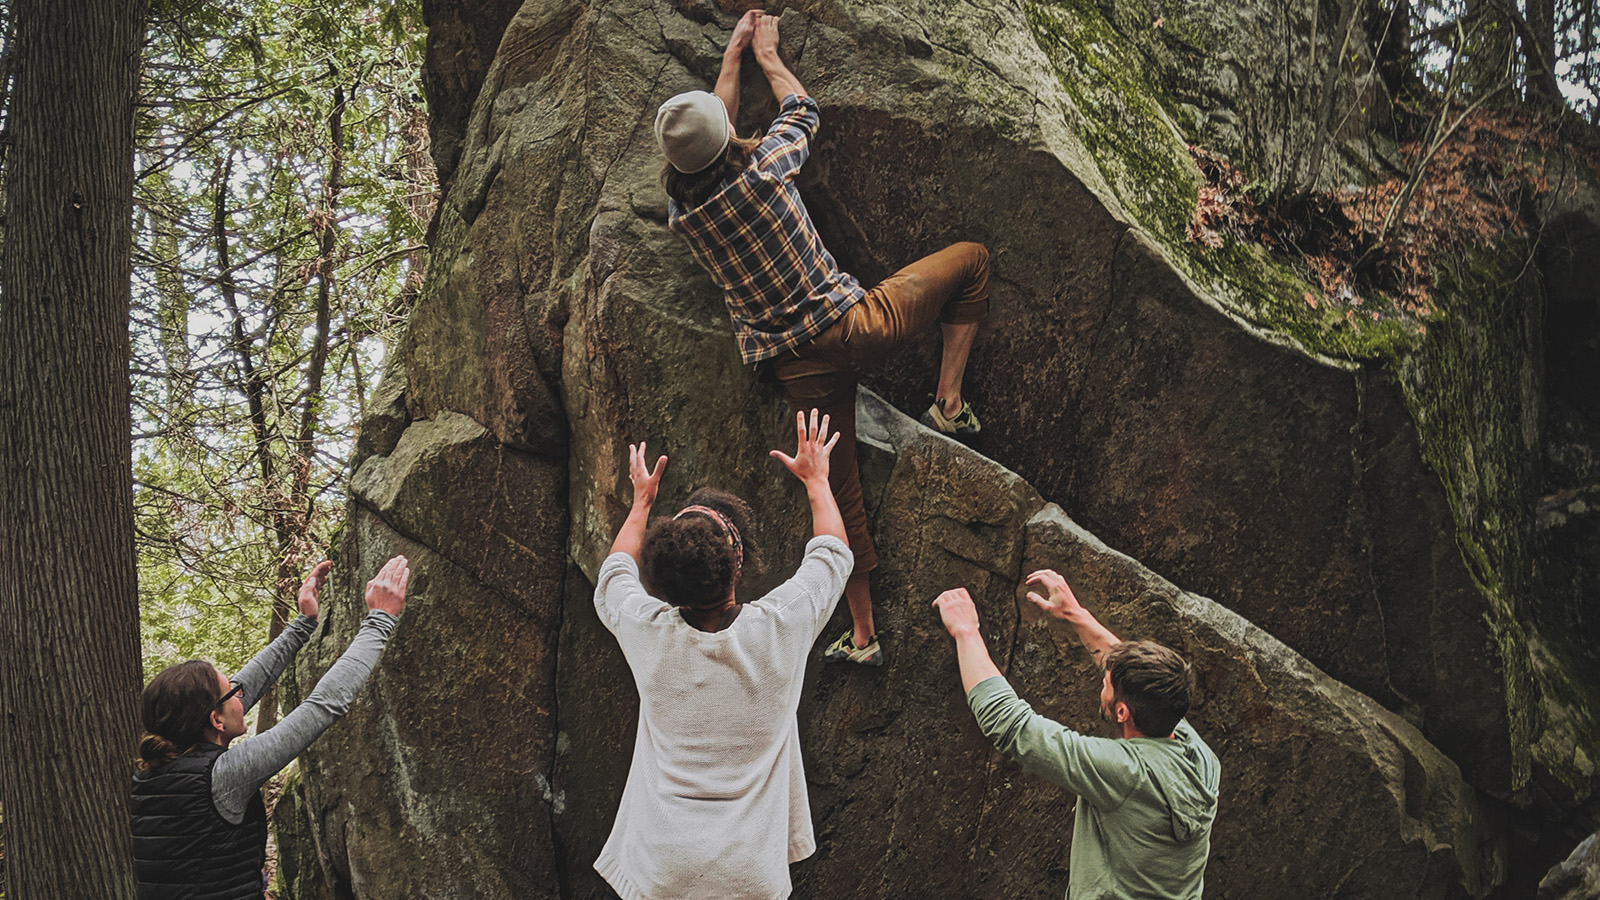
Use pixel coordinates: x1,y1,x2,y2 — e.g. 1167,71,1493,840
549,393,1504,900
275,408,568,899
1540,832,1600,900
273,0,1598,895
421,0,524,192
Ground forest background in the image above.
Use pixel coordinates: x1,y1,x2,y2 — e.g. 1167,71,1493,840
0,0,434,892
0,0,1597,894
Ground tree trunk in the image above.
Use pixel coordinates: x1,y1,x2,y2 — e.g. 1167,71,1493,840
1522,0,1560,102
1298,0,1361,197
0,0,147,897
1371,0,1415,111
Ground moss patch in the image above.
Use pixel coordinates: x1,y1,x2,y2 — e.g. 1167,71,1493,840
1190,234,1422,360
1023,0,1200,244
1393,237,1600,795
1019,0,1596,795
1023,0,1423,363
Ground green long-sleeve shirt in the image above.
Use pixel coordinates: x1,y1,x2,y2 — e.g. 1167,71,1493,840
967,676,1219,900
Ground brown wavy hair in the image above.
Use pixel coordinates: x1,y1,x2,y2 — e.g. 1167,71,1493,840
136,659,223,772
1106,641,1192,738
662,133,762,209
641,488,762,608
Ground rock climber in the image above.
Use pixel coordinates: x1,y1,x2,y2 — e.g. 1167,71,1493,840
655,9,991,667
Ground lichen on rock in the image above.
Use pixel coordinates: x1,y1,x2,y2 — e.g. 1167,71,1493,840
274,0,1600,895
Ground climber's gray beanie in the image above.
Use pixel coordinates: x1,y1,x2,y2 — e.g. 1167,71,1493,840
655,91,731,174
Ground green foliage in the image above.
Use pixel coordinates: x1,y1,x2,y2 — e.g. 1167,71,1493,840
134,0,431,675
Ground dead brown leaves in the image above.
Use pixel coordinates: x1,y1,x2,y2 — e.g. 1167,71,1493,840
1188,107,1599,322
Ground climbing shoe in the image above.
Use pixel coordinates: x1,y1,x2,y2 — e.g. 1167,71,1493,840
823,629,884,667
920,398,981,437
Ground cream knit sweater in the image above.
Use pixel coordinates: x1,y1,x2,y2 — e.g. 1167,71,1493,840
593,535,853,900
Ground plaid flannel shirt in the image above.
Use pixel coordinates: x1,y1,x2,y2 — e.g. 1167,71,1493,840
668,94,865,364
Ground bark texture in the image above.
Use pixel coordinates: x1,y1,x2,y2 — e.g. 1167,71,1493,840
0,0,147,897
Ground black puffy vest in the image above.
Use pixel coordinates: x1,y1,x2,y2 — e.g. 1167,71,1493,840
130,742,267,900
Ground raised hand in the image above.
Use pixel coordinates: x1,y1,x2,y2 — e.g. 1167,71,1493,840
752,12,780,60
297,560,333,619
365,555,410,618
1025,569,1084,620
729,8,761,54
933,587,981,638
629,442,668,509
769,408,840,486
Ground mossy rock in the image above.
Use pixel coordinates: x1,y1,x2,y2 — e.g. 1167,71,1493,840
277,0,1600,895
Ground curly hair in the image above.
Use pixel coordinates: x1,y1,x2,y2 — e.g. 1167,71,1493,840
641,488,762,608
662,133,762,209
1106,641,1192,738
136,659,223,772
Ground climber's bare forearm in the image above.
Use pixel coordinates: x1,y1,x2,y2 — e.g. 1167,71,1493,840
714,47,742,130
954,629,1003,694
755,49,806,100
714,10,760,131
1026,569,1120,668
1065,608,1121,669
609,498,652,563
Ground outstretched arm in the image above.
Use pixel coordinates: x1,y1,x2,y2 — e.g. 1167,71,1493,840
210,557,410,823
230,560,332,710
933,588,1003,693
937,586,1138,807
609,442,666,562
769,408,845,544
1026,569,1120,669
752,14,807,101
713,10,760,131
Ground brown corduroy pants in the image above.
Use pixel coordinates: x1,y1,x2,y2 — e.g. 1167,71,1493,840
770,242,991,574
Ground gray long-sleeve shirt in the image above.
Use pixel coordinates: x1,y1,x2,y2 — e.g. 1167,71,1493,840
211,610,398,823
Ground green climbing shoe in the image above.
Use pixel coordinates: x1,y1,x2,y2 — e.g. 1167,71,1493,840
920,398,981,437
822,628,884,667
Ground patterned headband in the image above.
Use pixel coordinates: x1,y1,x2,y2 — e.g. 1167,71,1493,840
674,504,744,587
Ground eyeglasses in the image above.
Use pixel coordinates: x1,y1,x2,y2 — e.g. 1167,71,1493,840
216,682,245,708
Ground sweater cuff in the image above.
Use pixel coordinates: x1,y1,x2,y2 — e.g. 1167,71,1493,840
363,609,399,636
803,534,851,557
601,551,640,577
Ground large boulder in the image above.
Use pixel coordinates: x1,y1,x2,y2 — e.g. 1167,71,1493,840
469,0,1519,792
275,401,569,899
1540,832,1600,900
422,0,525,192
276,0,1600,893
